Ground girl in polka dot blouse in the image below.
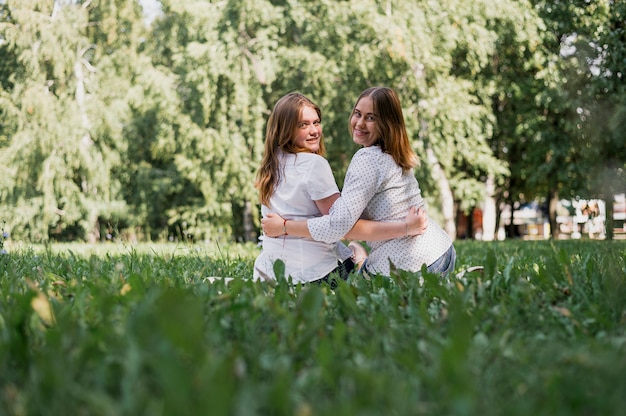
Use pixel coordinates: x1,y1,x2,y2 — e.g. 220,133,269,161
262,87,456,277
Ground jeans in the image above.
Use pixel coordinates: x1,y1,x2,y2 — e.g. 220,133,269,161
310,258,356,290
427,245,456,277
361,244,457,278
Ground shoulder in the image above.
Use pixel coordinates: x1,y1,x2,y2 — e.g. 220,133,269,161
354,146,383,157
289,152,327,163
351,146,386,166
303,152,330,163
284,152,331,168
304,153,333,172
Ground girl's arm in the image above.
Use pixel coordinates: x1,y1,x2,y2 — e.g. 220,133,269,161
261,206,428,241
314,192,340,215
344,206,428,240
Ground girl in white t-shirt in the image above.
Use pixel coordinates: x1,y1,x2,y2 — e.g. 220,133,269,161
262,87,456,278
253,92,427,286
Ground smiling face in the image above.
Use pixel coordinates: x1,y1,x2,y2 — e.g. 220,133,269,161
293,105,323,153
350,96,379,147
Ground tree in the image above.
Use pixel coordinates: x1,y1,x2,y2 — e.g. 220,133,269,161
0,0,146,242
579,0,626,239
522,0,626,239
4,0,619,243
258,0,512,239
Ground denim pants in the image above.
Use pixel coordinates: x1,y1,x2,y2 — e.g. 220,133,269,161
362,244,456,278
310,258,356,290
426,245,456,277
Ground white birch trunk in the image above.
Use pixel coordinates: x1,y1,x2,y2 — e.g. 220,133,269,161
425,147,456,240
482,174,497,241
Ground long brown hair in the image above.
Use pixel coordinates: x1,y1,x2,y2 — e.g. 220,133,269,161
350,87,418,170
255,93,326,207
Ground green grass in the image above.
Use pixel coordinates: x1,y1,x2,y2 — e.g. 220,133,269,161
0,240,624,415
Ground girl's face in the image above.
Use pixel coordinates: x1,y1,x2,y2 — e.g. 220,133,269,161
350,96,379,147
293,105,322,152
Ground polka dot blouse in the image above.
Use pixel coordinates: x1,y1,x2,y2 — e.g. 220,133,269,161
307,146,453,276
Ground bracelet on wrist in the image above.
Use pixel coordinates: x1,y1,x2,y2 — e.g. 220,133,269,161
283,218,288,236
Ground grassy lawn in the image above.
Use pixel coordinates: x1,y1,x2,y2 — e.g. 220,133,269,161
1,240,624,415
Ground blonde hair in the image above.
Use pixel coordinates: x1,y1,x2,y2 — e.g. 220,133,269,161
255,93,326,207
350,87,418,170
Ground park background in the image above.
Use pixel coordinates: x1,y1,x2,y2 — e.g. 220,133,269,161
1,0,625,246
1,2,626,415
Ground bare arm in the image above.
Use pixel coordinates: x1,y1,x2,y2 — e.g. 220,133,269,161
314,193,340,215
261,206,428,240
260,193,339,239
345,207,427,240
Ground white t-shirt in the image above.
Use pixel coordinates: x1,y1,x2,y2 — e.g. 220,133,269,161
253,152,352,283
308,146,452,276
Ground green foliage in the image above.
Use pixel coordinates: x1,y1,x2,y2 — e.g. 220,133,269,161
516,0,626,202
1,0,624,243
0,240,625,415
0,220,7,255
0,0,142,242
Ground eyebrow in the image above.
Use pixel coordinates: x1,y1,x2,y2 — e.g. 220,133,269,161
355,107,375,115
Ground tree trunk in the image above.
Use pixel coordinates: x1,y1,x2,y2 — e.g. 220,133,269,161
425,147,456,240
505,191,516,238
482,174,497,241
232,199,257,243
467,207,474,239
604,195,614,241
75,46,99,240
243,200,256,243
548,187,559,239
495,198,503,240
